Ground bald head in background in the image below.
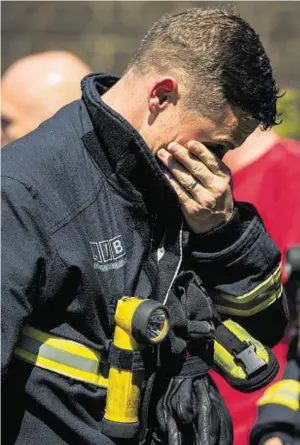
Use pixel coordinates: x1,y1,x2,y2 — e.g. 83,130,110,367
1,51,91,147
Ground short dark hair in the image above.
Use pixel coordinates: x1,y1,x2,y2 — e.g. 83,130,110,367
128,8,281,129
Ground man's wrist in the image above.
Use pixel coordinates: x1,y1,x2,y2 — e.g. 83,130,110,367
189,204,241,253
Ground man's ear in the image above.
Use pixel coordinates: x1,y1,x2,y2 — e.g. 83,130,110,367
148,77,178,115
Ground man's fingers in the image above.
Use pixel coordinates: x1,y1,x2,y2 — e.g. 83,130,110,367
163,168,193,205
163,144,216,189
161,144,231,197
163,164,219,214
186,140,229,176
158,141,234,233
159,149,213,199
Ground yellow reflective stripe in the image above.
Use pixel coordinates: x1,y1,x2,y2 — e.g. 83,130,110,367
14,326,109,388
215,284,283,317
214,340,247,379
258,379,300,411
213,263,282,316
259,395,299,411
266,380,300,395
23,326,101,361
213,320,270,379
15,347,108,388
216,263,282,305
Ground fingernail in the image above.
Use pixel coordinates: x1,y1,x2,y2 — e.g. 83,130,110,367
168,142,177,150
187,140,196,149
158,148,167,158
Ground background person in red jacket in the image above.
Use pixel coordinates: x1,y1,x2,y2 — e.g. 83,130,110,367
213,90,300,445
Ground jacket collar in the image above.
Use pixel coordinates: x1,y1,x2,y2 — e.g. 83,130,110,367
81,73,181,222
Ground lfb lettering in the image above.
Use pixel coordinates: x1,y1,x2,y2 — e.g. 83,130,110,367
111,236,125,259
99,240,112,262
90,235,125,264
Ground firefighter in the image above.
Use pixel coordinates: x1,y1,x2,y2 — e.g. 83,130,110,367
1,8,288,445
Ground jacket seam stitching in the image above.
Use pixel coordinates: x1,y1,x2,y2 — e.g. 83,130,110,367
2,174,107,238
2,175,38,196
48,179,107,236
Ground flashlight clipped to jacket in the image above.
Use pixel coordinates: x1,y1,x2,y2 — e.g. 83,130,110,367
102,297,170,439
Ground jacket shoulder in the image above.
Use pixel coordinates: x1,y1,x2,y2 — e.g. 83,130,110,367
2,100,84,180
1,100,105,231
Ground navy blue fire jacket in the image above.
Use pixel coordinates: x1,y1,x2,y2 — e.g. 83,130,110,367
1,74,288,445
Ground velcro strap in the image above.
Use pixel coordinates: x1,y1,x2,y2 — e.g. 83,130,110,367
213,320,279,392
108,344,145,371
215,323,267,377
175,356,210,379
14,325,109,388
216,324,246,354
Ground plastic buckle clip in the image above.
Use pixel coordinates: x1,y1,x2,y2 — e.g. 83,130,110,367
235,344,267,377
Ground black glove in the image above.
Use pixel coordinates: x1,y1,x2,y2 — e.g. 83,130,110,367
158,270,215,374
155,359,233,445
174,270,215,344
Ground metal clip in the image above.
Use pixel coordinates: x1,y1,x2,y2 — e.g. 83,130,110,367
235,344,267,377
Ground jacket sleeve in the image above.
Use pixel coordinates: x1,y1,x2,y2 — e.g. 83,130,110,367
249,323,300,445
1,176,51,382
185,201,289,347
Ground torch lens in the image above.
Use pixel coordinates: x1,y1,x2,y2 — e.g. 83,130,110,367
147,308,168,341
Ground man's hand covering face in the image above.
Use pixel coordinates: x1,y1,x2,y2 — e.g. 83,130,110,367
158,140,233,234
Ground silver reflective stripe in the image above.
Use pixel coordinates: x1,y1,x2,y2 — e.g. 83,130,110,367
17,334,104,374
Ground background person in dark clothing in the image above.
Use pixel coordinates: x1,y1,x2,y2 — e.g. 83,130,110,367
1,8,288,445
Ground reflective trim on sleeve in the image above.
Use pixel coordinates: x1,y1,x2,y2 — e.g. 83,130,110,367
257,379,300,411
14,325,109,388
214,263,283,317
